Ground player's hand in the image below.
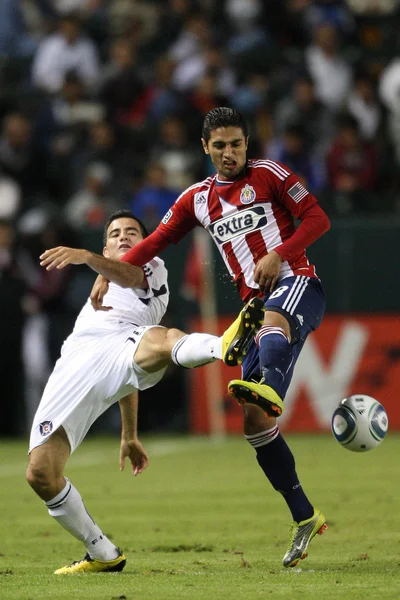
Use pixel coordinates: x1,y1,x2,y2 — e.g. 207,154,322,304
253,251,282,293
40,247,89,270
120,438,149,476
90,274,112,311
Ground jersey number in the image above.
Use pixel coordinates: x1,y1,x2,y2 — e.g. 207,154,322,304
269,285,289,299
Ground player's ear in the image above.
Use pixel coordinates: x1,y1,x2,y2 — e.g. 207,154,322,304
103,246,109,258
245,136,249,150
201,138,209,154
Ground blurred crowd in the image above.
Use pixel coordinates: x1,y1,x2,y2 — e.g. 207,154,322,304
2,0,400,435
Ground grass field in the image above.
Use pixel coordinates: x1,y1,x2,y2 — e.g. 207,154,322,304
1,433,399,600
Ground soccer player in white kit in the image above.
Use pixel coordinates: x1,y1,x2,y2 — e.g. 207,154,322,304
26,209,264,574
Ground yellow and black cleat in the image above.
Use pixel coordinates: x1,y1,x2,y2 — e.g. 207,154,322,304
222,297,265,366
54,549,126,575
227,379,284,417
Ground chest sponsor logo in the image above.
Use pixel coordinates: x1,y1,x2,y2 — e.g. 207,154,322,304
162,209,173,224
209,206,267,245
240,183,256,204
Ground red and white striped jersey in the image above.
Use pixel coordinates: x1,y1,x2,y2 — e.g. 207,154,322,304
157,159,319,302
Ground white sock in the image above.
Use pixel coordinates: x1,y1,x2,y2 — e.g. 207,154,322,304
45,479,119,561
171,333,222,368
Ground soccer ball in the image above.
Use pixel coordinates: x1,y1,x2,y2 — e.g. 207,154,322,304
331,394,388,452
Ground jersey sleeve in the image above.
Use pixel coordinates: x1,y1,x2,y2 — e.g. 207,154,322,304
139,257,169,311
276,172,318,218
256,161,330,261
156,188,198,243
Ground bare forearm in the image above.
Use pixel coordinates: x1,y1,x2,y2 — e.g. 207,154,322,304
119,392,139,440
85,251,145,288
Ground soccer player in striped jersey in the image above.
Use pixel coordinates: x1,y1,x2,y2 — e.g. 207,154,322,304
90,108,331,567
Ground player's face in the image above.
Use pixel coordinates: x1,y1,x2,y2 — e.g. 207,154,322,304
202,126,248,180
103,217,144,259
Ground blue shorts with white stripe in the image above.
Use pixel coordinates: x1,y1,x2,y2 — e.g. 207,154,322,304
241,276,326,398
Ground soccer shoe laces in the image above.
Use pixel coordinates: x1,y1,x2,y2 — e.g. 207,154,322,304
68,553,93,567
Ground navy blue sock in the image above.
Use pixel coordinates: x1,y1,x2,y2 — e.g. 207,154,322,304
246,428,314,523
256,326,293,399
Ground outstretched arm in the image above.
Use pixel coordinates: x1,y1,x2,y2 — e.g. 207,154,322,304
119,391,149,476
40,247,146,289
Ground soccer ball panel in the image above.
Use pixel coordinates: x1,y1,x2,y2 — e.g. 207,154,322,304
331,395,388,452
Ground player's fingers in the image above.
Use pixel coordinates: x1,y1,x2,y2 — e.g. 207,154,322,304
39,247,62,260
269,276,278,292
119,453,125,471
56,258,71,269
95,305,113,312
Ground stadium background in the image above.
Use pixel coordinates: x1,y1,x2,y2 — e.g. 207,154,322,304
1,0,400,438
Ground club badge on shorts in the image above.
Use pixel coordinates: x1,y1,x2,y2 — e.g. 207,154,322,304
39,421,53,436
240,184,256,204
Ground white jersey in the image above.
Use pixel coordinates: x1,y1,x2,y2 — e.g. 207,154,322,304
29,256,170,455
73,257,169,333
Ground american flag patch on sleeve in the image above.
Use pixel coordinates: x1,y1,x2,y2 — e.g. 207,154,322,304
287,182,309,203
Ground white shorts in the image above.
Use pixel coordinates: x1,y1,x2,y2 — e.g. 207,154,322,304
29,325,167,454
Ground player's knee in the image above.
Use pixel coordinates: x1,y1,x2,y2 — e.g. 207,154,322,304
26,462,54,493
263,311,291,341
165,328,186,351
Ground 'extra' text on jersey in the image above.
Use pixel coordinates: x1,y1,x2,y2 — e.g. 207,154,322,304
157,160,318,302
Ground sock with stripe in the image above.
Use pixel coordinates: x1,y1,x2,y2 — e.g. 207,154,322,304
245,428,314,522
46,478,119,560
256,326,292,399
171,333,221,368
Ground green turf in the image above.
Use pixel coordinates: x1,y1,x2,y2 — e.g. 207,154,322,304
1,434,399,600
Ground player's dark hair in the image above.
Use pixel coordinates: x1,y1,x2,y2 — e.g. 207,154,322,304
202,107,248,143
103,210,149,245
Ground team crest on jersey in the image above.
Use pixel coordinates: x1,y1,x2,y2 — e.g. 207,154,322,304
209,206,267,245
39,421,53,436
162,209,173,224
240,184,256,205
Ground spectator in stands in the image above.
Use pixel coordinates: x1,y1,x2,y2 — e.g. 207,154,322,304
73,120,140,200
169,12,213,92
100,37,145,127
190,68,230,119
151,115,202,190
32,12,100,94
273,74,334,155
326,115,378,210
35,71,104,200
146,55,185,124
0,112,47,201
64,162,118,230
230,71,269,117
225,0,273,65
271,124,325,193
306,22,352,111
35,71,104,154
129,162,180,232
348,71,381,141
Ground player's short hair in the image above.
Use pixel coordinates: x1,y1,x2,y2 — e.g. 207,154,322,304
103,210,149,245
202,107,248,143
